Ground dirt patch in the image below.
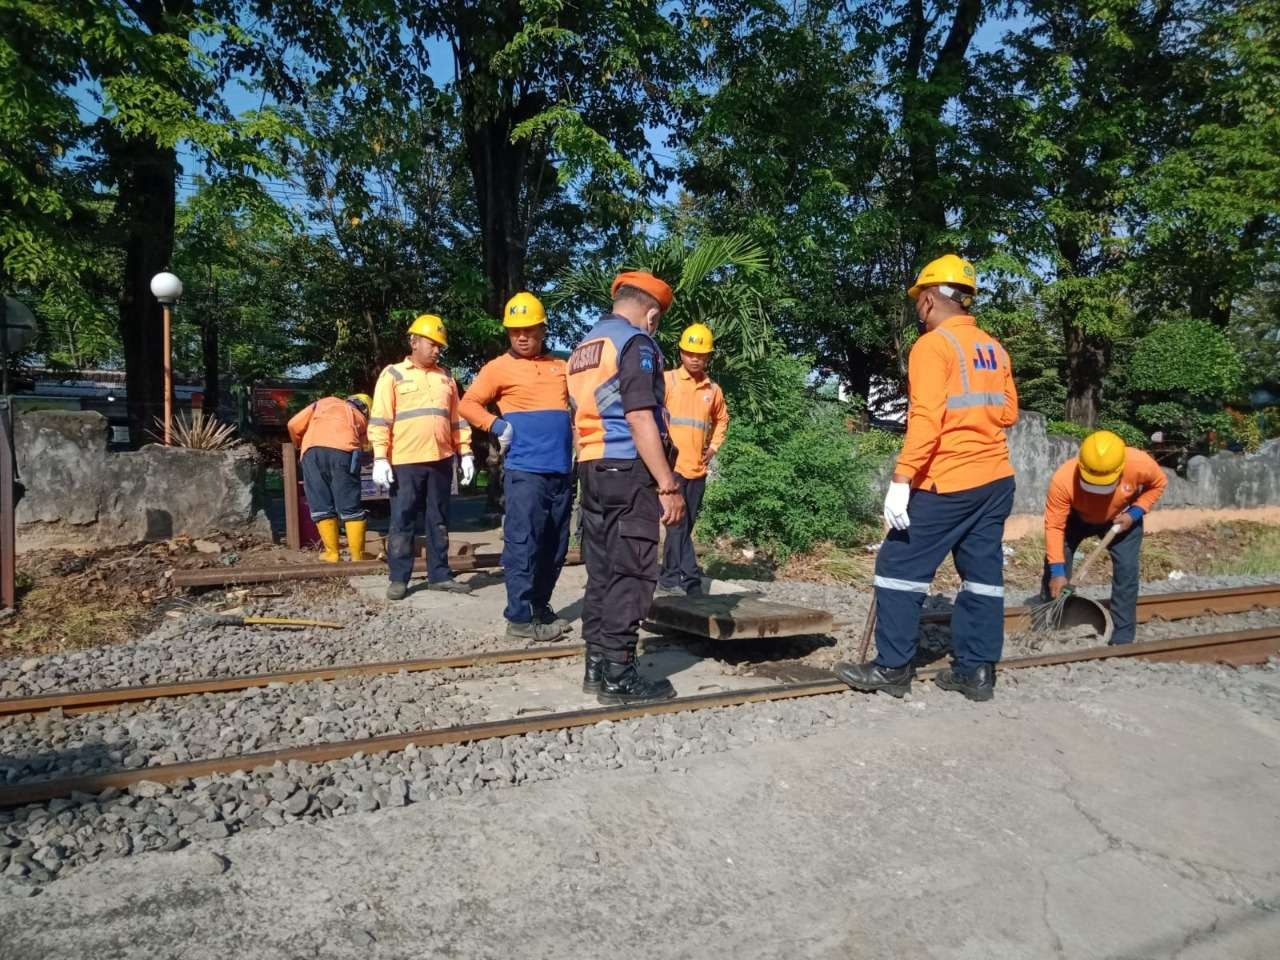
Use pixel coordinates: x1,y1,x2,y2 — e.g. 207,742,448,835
2,536,354,659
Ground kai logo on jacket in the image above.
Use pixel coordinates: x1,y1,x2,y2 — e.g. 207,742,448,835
972,343,999,370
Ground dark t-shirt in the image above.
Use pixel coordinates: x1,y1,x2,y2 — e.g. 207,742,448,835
617,335,665,413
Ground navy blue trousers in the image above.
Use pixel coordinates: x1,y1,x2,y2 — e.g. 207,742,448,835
874,476,1015,672
301,447,364,521
388,459,453,585
1040,514,1143,644
502,469,574,623
659,475,705,591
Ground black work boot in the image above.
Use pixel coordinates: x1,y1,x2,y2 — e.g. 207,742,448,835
934,663,996,702
426,577,472,594
597,659,676,705
582,652,606,694
535,606,573,634
386,581,408,601
505,621,564,643
832,661,914,698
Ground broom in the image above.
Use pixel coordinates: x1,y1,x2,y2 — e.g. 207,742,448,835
1030,523,1121,632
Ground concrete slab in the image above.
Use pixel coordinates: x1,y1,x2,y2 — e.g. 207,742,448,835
647,593,833,640
346,563,755,640
4,687,1278,960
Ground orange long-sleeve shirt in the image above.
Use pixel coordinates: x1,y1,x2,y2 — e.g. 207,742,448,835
286,397,367,457
458,352,573,474
663,367,729,479
895,315,1018,493
368,359,471,465
1043,449,1168,565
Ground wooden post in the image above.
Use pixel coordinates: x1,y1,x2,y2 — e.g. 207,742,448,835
162,302,173,444
282,441,301,551
0,400,15,611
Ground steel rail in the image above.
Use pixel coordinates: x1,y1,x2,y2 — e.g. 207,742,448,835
4,583,1279,721
0,644,585,719
1,625,1276,809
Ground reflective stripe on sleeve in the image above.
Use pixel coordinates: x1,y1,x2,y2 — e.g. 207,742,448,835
368,417,391,427
960,580,1005,598
395,407,449,421
874,576,932,593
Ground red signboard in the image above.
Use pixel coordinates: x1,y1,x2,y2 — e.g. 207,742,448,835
251,387,295,427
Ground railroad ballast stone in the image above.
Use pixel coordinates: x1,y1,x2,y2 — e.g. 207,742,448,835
0,653,1277,894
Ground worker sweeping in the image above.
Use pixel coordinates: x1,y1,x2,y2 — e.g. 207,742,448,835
369,313,475,600
834,254,1019,702
569,271,685,705
1042,431,1168,644
459,292,575,642
287,393,371,562
657,323,729,597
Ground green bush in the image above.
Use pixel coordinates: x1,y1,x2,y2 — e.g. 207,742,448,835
698,351,898,559
1047,419,1148,448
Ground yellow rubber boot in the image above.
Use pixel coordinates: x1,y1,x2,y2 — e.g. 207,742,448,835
316,517,341,562
345,518,367,562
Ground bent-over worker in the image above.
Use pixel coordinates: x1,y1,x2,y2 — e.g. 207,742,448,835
460,292,575,643
657,323,729,597
369,313,474,600
1042,431,1168,645
835,254,1019,702
287,393,371,562
569,271,685,705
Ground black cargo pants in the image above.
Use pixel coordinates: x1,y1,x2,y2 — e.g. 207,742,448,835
579,458,660,663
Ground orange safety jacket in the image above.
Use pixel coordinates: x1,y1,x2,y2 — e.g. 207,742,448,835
368,358,471,465
895,315,1019,494
663,367,729,480
568,315,668,462
458,352,573,475
286,396,367,457
1043,449,1168,566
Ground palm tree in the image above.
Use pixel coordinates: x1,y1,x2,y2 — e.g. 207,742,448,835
549,233,779,418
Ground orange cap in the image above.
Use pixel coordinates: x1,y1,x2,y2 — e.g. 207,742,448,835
611,271,674,313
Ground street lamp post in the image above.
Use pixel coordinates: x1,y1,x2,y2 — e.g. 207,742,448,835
150,271,183,445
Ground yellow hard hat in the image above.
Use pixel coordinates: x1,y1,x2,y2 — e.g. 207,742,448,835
503,291,546,328
679,323,715,354
907,254,978,301
1078,431,1126,487
407,313,448,347
346,393,372,414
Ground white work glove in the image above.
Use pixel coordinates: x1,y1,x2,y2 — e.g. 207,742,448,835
883,481,912,531
372,458,394,491
460,454,475,486
492,418,514,457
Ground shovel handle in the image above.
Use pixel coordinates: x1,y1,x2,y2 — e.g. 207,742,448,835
1070,524,1121,585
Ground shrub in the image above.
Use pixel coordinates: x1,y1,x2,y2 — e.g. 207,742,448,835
698,351,898,559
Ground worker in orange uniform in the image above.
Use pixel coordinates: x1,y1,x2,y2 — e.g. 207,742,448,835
460,292,574,643
834,254,1019,702
657,323,729,597
568,271,685,705
1042,430,1168,645
368,313,474,600
287,393,371,562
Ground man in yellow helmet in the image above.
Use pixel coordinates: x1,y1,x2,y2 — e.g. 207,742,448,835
835,254,1019,702
369,313,474,600
287,393,371,562
657,322,730,596
1043,430,1168,644
459,292,575,642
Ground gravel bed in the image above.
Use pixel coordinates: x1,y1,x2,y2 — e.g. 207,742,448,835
0,599,543,700
1,654,1276,896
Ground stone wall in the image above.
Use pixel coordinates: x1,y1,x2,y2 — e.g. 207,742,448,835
1007,412,1280,514
14,411,266,548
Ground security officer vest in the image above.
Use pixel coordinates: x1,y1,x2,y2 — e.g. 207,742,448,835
567,315,667,461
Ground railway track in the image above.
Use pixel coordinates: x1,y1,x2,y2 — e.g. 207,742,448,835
2,582,1278,722
1,624,1277,809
